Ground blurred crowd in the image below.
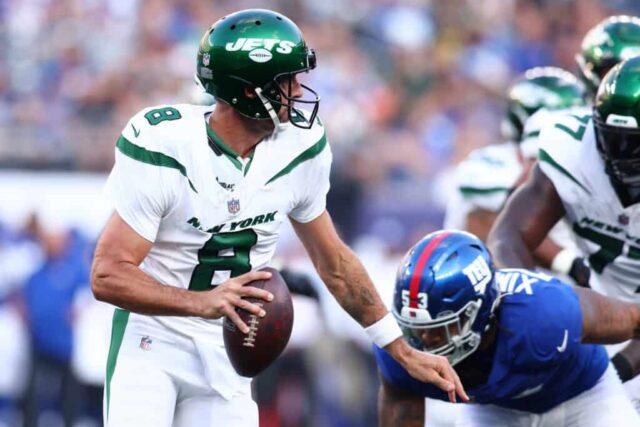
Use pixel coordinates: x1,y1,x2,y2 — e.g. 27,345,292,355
2,0,640,426
1,0,639,244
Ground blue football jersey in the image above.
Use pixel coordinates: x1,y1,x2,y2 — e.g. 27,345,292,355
375,269,609,414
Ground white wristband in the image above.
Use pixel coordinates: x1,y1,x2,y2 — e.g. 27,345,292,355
365,312,403,348
551,248,577,275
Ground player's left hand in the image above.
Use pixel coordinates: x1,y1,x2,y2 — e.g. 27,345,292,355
385,338,469,403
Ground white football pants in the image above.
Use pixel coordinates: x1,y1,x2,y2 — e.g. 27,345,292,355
104,311,256,427
456,364,638,427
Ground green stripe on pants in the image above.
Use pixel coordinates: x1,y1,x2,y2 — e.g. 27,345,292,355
106,308,130,421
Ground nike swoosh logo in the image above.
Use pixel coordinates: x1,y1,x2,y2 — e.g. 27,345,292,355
512,383,544,399
132,124,140,138
556,329,569,353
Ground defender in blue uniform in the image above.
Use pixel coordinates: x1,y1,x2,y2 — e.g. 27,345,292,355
377,230,640,426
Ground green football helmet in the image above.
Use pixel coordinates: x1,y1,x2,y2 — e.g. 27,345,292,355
594,56,640,205
503,67,588,142
196,9,319,130
576,15,640,96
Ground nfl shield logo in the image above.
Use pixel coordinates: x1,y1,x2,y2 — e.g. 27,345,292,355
203,53,210,66
227,198,240,214
139,336,152,351
619,213,630,225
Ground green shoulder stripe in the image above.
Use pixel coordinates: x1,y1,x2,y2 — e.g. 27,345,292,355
116,135,197,193
538,148,590,195
459,186,511,196
266,132,327,185
105,309,129,421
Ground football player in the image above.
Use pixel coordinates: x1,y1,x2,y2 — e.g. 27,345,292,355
90,9,466,427
490,53,640,407
445,67,589,281
376,230,640,426
519,16,640,174
502,16,640,287
437,67,589,427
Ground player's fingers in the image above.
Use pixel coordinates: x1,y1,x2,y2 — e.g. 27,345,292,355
452,368,468,402
239,285,274,302
435,358,468,403
233,270,273,286
424,370,455,396
225,308,250,334
234,298,266,318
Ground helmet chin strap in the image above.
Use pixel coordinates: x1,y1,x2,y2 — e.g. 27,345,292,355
254,87,289,133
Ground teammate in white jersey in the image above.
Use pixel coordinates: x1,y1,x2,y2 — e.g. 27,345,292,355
490,56,640,413
446,67,589,280
490,16,640,396
444,142,521,239
90,9,466,427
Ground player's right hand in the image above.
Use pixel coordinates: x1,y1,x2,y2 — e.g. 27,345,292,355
199,271,274,333
385,338,468,403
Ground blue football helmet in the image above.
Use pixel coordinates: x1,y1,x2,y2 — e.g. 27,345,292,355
392,230,500,366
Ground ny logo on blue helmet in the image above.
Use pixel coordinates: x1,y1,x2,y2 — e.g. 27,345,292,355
392,230,500,366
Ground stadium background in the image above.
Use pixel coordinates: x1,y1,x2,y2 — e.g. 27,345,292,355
1,0,639,426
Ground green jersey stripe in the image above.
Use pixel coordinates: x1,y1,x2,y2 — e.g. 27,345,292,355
116,135,198,193
524,130,540,139
266,133,327,185
539,148,591,195
105,309,129,421
460,186,511,196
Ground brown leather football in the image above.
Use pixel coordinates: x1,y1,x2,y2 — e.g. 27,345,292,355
223,267,294,377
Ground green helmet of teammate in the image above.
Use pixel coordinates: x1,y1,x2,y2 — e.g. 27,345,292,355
503,67,588,142
593,56,640,205
196,9,319,129
576,15,640,96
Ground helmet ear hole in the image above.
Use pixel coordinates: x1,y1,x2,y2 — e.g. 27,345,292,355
243,86,257,99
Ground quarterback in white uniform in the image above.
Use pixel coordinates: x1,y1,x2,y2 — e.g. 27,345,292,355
91,9,466,427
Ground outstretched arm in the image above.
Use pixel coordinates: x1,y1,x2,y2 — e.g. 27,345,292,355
576,286,640,344
576,287,640,382
378,375,425,427
488,164,565,268
291,211,468,402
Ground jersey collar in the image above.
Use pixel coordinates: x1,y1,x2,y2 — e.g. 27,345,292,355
206,124,254,175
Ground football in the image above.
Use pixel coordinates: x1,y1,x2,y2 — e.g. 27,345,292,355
223,267,294,377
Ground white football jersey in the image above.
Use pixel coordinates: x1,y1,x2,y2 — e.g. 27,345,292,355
106,103,331,341
444,143,521,230
539,112,640,302
521,107,591,250
521,106,591,159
